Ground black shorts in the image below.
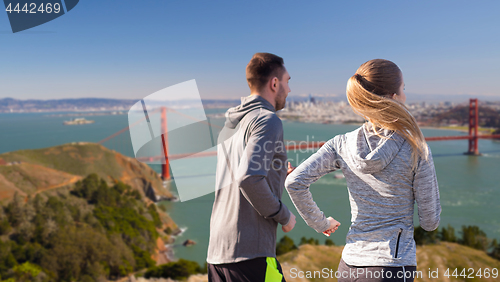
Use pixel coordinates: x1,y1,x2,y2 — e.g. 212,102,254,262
208,257,286,282
337,259,417,282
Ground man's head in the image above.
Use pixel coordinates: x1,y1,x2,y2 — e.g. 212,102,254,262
246,53,291,111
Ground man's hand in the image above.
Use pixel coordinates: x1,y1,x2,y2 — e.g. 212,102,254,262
287,162,296,176
282,213,296,233
322,217,340,237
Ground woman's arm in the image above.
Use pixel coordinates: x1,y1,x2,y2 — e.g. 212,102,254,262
413,147,441,231
285,139,341,233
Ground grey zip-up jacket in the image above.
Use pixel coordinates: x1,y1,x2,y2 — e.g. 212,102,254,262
207,95,291,264
285,123,441,267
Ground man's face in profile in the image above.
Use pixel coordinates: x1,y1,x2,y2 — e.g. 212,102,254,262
275,67,291,111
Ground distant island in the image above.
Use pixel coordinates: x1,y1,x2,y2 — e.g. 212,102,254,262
63,117,95,125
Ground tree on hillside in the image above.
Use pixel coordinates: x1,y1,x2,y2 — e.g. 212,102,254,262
325,239,335,246
37,225,111,281
299,237,319,246
0,173,164,281
147,204,162,228
414,226,439,245
460,225,490,251
144,259,204,280
71,173,107,202
276,236,298,255
490,239,500,260
440,224,457,243
4,261,46,282
5,192,24,228
0,206,11,235
23,199,36,223
0,240,17,276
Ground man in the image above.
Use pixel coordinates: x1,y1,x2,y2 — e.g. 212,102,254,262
206,53,295,282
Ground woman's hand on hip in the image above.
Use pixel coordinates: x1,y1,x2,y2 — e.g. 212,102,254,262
322,217,340,237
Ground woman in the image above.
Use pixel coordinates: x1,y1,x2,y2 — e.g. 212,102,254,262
285,59,441,282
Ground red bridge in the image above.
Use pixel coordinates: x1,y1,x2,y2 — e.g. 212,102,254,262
424,99,500,154
99,99,500,180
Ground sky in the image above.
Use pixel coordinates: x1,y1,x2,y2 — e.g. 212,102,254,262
1,0,499,101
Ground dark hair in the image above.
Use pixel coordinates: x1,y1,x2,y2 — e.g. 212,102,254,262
246,53,285,92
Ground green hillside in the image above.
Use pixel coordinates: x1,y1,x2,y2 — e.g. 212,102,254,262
0,174,179,282
0,143,174,204
0,143,183,281
131,242,500,282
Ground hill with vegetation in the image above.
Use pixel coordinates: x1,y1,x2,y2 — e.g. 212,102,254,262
276,242,500,282
274,225,500,282
0,173,180,282
129,230,500,282
0,142,174,204
130,227,500,282
0,144,185,281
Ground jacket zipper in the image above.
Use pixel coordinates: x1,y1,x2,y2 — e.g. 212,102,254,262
394,228,403,258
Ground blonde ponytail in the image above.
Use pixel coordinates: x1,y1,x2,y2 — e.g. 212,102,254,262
346,59,428,170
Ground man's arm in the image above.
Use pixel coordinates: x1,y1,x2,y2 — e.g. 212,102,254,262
239,175,291,226
236,114,291,226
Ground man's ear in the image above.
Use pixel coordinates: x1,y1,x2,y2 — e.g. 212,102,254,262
270,77,279,93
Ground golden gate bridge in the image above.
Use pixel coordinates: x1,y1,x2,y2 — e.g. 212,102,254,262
98,99,500,180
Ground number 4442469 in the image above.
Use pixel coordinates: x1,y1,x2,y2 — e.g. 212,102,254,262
5,3,62,14
444,268,498,279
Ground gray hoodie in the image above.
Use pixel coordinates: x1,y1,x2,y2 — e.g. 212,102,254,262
285,123,441,267
207,94,291,264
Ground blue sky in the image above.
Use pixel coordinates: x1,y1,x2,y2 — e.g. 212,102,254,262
1,0,499,101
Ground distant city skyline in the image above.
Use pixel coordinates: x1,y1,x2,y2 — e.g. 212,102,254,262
1,1,499,101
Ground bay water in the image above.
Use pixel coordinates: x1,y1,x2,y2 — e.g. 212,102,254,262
1,111,499,265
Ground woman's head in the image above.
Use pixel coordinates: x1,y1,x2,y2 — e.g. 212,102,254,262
346,59,427,169
350,59,404,99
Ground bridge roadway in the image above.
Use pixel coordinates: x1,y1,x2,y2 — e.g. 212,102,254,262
136,134,500,162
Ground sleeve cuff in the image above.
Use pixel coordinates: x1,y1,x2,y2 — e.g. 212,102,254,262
270,201,291,226
317,218,331,233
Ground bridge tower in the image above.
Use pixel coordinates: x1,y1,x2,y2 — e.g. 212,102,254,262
466,98,480,155
161,107,171,180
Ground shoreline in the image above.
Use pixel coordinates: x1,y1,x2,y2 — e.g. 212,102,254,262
282,118,474,134
420,125,497,134
420,126,468,133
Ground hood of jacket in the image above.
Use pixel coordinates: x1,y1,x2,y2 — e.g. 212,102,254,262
341,122,406,174
224,95,276,129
